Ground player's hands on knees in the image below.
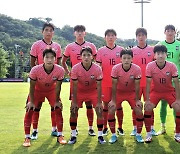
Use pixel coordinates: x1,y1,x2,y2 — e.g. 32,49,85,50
172,99,180,112
144,100,152,111
108,100,116,111
26,102,35,112
54,100,63,110
136,100,143,109
70,103,78,113
96,102,103,114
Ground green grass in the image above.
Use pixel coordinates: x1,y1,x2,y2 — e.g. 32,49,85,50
0,82,180,154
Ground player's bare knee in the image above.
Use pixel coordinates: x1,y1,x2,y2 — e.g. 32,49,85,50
144,103,154,111
172,102,180,112
134,107,142,116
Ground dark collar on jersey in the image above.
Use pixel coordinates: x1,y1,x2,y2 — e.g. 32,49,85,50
156,61,166,70
165,40,175,44
137,44,147,49
122,64,132,72
43,64,54,74
75,41,86,46
106,44,117,50
81,62,92,71
42,39,53,45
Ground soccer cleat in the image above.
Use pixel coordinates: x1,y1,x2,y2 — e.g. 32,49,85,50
151,129,158,136
102,128,108,136
23,137,31,147
51,129,58,136
109,135,117,144
98,136,106,144
57,136,67,144
31,131,38,140
145,134,152,143
157,127,166,135
174,134,180,143
135,134,144,143
130,129,137,136
68,136,77,144
117,128,125,136
88,129,96,136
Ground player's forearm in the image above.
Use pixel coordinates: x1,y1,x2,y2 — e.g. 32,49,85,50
174,78,180,100
29,83,35,104
55,81,62,102
112,81,117,102
97,81,102,103
62,62,69,74
135,81,140,101
72,81,78,104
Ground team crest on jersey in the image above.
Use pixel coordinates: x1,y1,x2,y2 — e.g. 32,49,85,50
166,72,170,76
90,75,95,79
116,52,120,58
53,76,57,80
176,46,179,51
130,75,134,79
147,51,151,56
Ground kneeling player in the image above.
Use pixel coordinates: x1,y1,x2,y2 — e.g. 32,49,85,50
68,46,105,144
108,49,144,143
23,49,67,147
144,45,180,143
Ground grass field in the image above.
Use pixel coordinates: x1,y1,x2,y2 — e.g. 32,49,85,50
0,82,180,154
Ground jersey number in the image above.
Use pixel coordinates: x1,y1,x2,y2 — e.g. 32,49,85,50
109,58,116,65
160,78,166,84
85,81,89,86
167,52,174,59
141,58,147,64
77,54,81,60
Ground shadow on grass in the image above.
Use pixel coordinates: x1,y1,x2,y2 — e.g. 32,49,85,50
133,136,166,154
91,135,127,153
164,134,180,153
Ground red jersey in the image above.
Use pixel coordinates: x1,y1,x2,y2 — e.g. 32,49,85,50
30,39,62,64
64,41,97,67
96,45,124,87
111,63,141,92
29,64,64,92
132,45,154,87
71,62,103,92
146,61,178,93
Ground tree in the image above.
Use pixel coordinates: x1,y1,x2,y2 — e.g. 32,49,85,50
0,46,10,78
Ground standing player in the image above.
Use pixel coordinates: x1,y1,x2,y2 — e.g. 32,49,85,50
62,25,97,136
96,29,124,136
23,49,66,147
29,23,62,139
131,28,157,136
157,25,180,135
144,45,180,143
108,49,144,143
68,47,105,144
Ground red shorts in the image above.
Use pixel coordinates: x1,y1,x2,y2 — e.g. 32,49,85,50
102,87,112,103
150,91,176,107
116,92,136,109
140,87,146,101
27,90,57,107
72,91,97,108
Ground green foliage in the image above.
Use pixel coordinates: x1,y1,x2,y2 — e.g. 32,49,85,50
0,46,10,77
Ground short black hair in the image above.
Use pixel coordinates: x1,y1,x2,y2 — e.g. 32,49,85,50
164,24,175,32
43,48,56,58
153,45,167,53
135,27,147,36
120,49,133,58
105,29,117,36
80,46,93,55
74,25,86,32
42,23,55,31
